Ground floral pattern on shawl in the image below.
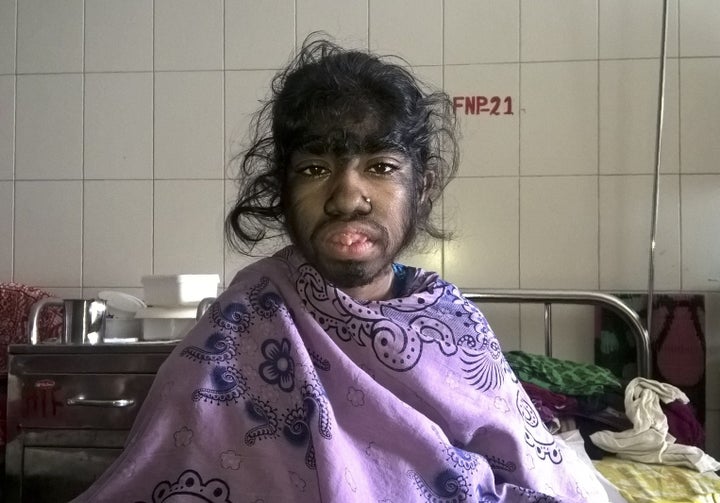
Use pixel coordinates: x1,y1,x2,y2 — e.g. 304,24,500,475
296,262,513,395
71,246,607,503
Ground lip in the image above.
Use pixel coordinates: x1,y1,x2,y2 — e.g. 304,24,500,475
314,221,381,260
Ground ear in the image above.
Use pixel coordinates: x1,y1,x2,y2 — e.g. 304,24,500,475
419,171,435,204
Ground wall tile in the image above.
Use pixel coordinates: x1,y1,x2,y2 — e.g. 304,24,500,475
154,180,224,276
85,0,153,72
15,74,83,180
599,0,679,59
297,0,368,50
225,69,276,167
681,175,720,290
520,176,598,289
370,0,441,66
680,0,720,57
680,58,720,174
412,65,443,93
398,242,442,275
154,71,223,179
14,181,82,287
520,0,597,62
0,75,13,180
154,0,223,71
445,0,519,65
42,286,82,298
225,0,295,70
85,72,153,179
600,59,679,175
444,177,519,289
445,63,519,177
0,181,11,280
599,174,680,291
520,61,597,176
83,180,152,287
521,304,596,363
16,0,83,73
0,0,16,74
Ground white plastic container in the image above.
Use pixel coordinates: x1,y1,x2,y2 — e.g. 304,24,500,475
105,318,143,341
141,274,220,307
99,290,146,341
135,306,197,341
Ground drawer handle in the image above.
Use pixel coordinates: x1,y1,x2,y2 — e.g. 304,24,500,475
66,396,136,408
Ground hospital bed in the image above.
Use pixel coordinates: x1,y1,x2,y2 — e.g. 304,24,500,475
465,289,720,503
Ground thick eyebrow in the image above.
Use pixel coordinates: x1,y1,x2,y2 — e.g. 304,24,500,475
294,137,330,155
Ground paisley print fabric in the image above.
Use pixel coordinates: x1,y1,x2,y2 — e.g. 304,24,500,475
72,246,608,503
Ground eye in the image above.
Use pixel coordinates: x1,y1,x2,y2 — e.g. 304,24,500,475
295,164,330,177
367,162,399,175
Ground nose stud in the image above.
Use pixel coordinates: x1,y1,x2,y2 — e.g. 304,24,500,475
360,195,372,214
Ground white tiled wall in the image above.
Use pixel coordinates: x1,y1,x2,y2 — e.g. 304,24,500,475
445,63,519,177
599,174,681,291
599,0,679,59
1,0,719,457
84,0,153,72
599,58,680,176
520,61,598,176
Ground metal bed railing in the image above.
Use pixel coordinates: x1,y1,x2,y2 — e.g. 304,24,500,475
462,290,651,378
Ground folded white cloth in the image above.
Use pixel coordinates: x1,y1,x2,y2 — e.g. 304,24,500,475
590,377,720,472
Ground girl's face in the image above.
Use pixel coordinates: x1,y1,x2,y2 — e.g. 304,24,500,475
284,149,417,300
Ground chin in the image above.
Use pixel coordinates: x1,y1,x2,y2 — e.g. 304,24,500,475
289,230,404,288
318,259,380,289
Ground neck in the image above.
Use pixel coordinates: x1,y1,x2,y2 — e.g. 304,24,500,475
340,268,396,301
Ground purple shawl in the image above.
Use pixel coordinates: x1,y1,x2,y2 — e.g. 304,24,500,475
74,247,607,502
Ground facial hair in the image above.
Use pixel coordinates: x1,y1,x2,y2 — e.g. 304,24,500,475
308,217,391,288
287,211,414,290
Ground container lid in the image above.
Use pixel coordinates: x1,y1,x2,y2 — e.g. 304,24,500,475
99,291,146,318
135,306,197,319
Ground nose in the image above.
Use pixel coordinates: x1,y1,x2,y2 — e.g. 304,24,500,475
323,165,370,217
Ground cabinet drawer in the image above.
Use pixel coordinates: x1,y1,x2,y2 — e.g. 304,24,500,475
21,446,122,503
10,352,170,374
15,373,156,430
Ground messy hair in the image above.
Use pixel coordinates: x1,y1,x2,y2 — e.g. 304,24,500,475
225,34,459,253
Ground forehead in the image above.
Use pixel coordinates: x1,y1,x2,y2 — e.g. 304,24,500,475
282,91,413,157
292,110,410,158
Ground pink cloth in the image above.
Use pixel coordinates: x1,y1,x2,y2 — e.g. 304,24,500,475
0,282,62,373
0,283,63,450
73,247,607,502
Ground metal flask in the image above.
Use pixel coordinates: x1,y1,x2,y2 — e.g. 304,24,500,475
28,298,108,345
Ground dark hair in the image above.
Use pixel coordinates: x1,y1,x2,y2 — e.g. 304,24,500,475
225,34,459,253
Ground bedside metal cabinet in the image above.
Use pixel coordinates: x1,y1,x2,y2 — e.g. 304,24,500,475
4,343,175,503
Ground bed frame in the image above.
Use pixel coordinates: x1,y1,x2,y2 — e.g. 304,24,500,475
463,290,651,378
